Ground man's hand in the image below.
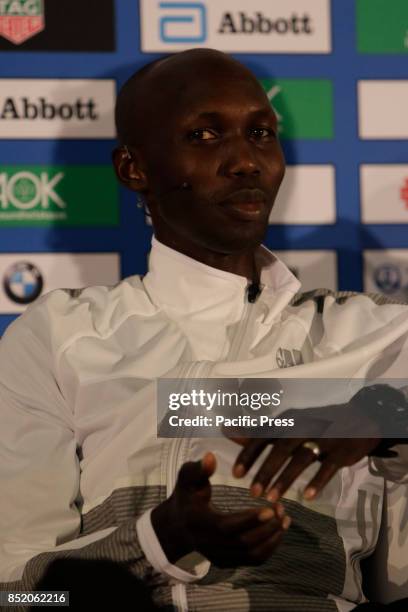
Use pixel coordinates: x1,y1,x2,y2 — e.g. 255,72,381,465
151,452,290,568
226,400,389,502
230,436,381,503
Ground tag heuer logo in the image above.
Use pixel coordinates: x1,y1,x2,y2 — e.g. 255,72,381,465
0,0,45,45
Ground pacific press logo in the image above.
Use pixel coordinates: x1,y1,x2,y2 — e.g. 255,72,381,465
3,261,43,304
0,0,45,45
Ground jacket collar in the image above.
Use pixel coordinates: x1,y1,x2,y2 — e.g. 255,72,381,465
142,236,300,320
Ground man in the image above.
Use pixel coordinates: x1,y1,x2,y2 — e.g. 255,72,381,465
1,48,408,611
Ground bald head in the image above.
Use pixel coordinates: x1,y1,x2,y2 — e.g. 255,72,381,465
115,48,261,147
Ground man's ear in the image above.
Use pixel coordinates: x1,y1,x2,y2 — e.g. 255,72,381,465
112,147,148,192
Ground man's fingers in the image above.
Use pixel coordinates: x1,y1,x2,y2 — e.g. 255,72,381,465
239,513,290,548
265,446,318,502
249,440,304,497
219,507,275,535
232,439,271,478
177,453,216,495
303,461,341,501
201,452,217,477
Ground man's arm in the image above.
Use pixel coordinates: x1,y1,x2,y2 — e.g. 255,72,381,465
0,314,164,592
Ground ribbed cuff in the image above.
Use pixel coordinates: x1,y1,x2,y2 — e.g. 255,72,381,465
369,445,408,484
136,509,210,583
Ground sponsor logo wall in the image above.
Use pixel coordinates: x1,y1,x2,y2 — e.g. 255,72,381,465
0,0,407,333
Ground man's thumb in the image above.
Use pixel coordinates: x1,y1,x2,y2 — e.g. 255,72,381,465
177,452,216,493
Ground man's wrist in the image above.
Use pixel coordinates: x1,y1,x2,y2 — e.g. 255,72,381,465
150,500,193,564
351,384,408,439
370,438,400,457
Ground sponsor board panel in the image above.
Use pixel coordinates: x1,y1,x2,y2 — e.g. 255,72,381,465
274,250,337,291
356,0,408,54
358,81,408,139
363,250,408,302
360,165,408,223
140,0,331,53
0,0,115,50
260,78,333,140
0,253,121,313
0,165,119,226
270,165,336,224
0,79,115,139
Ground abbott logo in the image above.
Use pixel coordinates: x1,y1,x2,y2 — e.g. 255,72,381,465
0,97,98,121
159,2,206,43
141,0,330,53
0,79,115,139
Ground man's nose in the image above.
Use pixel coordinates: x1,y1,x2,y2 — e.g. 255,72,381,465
221,137,261,178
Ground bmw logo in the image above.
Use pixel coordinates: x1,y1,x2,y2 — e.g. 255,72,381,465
3,261,44,305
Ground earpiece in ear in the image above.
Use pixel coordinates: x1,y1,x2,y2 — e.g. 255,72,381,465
123,145,132,160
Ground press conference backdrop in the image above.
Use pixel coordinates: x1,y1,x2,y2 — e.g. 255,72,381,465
0,0,407,335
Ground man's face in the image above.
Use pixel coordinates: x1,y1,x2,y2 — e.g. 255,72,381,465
138,61,285,254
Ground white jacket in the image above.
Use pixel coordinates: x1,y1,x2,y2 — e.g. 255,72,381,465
1,236,408,612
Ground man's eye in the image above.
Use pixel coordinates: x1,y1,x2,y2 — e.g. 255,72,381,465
249,127,275,139
188,128,217,141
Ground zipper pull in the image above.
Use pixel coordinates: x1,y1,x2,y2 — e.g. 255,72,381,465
247,281,260,303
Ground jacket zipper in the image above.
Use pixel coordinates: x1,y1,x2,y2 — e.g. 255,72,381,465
227,284,261,362
167,285,260,610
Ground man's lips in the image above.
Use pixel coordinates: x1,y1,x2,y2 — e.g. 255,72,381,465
218,189,267,221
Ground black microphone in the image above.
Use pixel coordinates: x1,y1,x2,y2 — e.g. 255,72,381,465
247,281,261,303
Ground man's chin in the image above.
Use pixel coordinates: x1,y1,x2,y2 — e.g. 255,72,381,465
204,224,269,254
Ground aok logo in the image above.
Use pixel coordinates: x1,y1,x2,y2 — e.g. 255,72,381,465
0,171,66,211
0,96,99,120
159,2,206,43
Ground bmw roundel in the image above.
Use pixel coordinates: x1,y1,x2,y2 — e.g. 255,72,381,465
3,261,44,305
